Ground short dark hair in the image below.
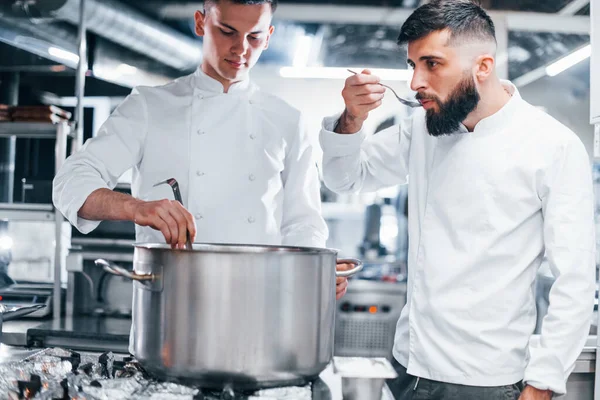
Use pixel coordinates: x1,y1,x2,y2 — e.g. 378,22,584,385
397,0,495,46
203,0,278,13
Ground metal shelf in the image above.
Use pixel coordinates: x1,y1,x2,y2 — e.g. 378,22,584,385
0,120,72,322
0,122,74,139
0,203,55,221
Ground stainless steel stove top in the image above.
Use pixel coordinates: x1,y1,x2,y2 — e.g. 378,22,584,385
0,347,332,399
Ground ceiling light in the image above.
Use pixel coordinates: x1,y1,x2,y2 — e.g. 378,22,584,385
0,236,13,251
48,46,80,64
545,44,591,77
279,66,412,81
116,63,138,75
292,35,313,68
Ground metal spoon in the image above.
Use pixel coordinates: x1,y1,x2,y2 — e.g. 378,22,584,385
347,69,421,108
153,178,193,250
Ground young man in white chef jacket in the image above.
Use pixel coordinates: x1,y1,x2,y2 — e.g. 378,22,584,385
320,1,595,399
53,1,351,301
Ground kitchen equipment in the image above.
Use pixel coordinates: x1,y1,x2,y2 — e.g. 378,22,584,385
335,280,406,359
360,201,386,259
20,178,53,204
153,178,192,250
0,304,45,340
347,69,421,108
0,271,15,288
0,282,61,318
333,357,397,400
95,242,363,390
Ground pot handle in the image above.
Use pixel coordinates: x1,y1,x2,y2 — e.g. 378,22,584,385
336,258,364,278
95,259,154,282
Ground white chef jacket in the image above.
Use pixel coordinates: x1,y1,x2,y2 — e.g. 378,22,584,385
53,68,328,248
320,82,595,395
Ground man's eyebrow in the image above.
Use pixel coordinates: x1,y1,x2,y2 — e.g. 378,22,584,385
219,22,264,34
407,55,445,64
419,55,444,62
219,22,238,32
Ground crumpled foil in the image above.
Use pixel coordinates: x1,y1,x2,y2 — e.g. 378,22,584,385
249,385,312,400
0,359,72,395
80,376,145,400
130,381,200,400
39,348,72,358
0,347,322,400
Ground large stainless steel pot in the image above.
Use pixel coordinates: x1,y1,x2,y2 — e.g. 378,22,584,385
96,242,362,390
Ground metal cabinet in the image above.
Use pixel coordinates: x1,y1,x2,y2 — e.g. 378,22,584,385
0,121,73,320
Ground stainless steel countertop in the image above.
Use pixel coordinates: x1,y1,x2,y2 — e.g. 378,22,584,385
1,319,46,346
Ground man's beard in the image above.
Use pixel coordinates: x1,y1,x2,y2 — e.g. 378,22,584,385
416,74,480,137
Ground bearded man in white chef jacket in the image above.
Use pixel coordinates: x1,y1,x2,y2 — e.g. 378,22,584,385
53,1,351,317
320,1,596,399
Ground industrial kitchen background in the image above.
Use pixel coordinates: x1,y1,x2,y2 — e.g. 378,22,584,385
0,0,597,399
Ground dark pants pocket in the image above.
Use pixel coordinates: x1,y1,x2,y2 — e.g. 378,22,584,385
507,382,524,400
385,358,524,400
386,358,418,400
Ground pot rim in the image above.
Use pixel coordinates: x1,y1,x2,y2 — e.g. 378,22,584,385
133,242,339,255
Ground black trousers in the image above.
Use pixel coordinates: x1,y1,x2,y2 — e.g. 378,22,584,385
386,358,524,400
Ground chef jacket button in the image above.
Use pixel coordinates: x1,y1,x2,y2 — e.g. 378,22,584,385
195,214,203,220
197,94,204,99
247,216,255,223
196,170,205,177
197,129,205,135
249,99,254,105
249,133,256,140
249,174,256,181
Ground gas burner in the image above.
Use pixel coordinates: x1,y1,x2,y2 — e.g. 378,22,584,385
0,348,326,399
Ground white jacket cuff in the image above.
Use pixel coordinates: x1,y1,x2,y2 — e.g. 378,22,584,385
319,113,367,157
523,346,566,395
58,179,105,234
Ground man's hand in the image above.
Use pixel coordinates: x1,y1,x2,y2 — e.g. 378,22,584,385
130,199,197,249
335,263,355,300
335,69,386,135
518,385,553,400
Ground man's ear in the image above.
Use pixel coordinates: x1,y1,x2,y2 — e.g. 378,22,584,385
474,53,495,83
263,25,275,50
194,10,206,37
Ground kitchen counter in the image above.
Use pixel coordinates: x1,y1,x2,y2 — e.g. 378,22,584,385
1,319,45,346
1,316,132,352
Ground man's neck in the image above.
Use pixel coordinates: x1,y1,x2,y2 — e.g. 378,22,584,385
462,80,512,132
200,63,240,93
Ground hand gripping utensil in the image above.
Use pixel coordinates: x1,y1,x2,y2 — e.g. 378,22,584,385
347,69,421,108
153,178,193,250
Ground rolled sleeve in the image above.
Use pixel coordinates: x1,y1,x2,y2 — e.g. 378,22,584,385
54,172,110,234
319,112,411,194
52,87,148,233
320,113,368,158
